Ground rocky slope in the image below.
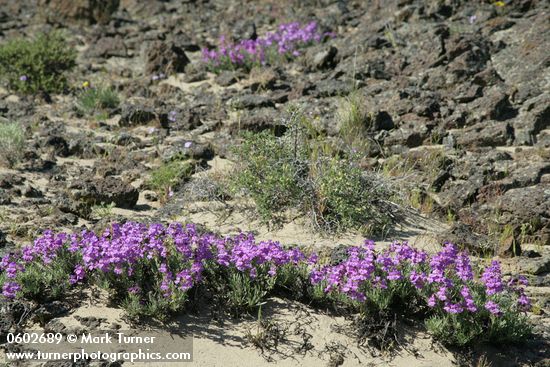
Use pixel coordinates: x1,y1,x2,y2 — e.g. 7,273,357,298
0,0,549,366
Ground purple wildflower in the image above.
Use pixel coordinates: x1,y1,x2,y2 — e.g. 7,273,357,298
481,261,503,295
2,282,20,299
485,300,502,316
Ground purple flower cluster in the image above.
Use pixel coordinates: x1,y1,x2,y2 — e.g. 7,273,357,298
0,222,308,300
202,21,329,69
310,241,530,318
0,222,531,324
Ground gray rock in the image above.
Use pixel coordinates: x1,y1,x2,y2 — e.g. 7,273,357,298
33,301,70,324
227,107,285,135
85,36,127,58
497,185,550,246
0,189,11,205
144,41,190,75
38,0,119,25
22,185,43,198
490,10,549,98
436,223,490,254
120,104,157,126
229,95,275,110
68,176,139,209
516,257,550,275
307,46,338,70
455,121,513,148
44,136,70,157
162,141,214,162
54,195,92,219
313,79,353,98
513,93,550,146
215,71,238,87
438,175,484,210
385,115,430,148
467,85,516,122
372,111,395,131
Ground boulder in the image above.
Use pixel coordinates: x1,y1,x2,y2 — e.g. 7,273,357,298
144,41,190,75
67,176,139,209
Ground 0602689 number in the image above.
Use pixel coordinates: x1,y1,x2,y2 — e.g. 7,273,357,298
6,332,63,344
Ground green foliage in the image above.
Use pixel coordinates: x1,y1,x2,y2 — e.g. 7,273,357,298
231,111,392,234
425,314,485,347
483,296,532,344
314,157,389,233
231,130,308,222
0,32,76,94
424,286,532,347
15,250,77,302
121,291,188,322
77,86,120,117
148,160,194,201
336,92,371,152
95,248,191,321
226,272,274,315
0,122,25,168
203,263,277,317
90,202,116,220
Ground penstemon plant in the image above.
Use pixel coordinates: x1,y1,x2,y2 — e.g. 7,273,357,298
202,21,331,72
0,222,532,346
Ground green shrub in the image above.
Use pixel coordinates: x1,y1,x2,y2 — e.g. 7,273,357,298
15,248,78,303
0,32,76,94
231,130,308,222
231,112,392,234
0,122,25,168
314,157,390,233
76,86,120,117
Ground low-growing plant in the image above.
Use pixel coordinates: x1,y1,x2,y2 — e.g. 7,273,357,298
148,160,194,202
202,21,330,72
231,130,308,223
310,241,533,347
90,202,116,220
0,122,25,168
0,222,534,347
76,86,120,118
0,32,76,94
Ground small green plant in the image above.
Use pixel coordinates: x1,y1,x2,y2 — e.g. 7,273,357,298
245,306,287,355
203,262,277,317
337,91,371,152
314,157,390,233
76,86,120,118
148,160,194,201
0,122,25,168
0,32,76,94
90,202,116,220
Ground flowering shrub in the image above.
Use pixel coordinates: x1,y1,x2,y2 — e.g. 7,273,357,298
201,21,328,71
0,222,309,319
310,242,532,346
0,222,532,346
